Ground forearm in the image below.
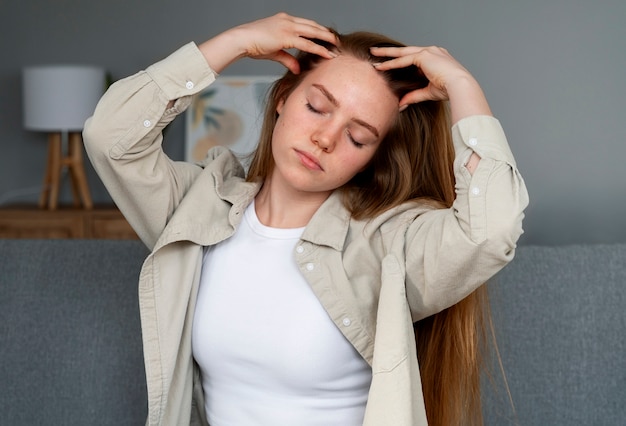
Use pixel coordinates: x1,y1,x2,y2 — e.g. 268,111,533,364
446,77,492,174
197,29,249,74
446,75,492,124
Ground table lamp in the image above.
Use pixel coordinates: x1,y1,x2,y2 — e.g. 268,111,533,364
22,65,105,210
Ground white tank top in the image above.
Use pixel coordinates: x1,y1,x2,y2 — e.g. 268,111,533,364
192,201,371,426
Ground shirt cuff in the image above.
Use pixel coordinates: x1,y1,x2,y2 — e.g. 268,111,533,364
145,42,217,102
451,115,516,167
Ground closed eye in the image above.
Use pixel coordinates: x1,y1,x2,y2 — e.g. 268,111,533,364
348,132,364,148
306,103,322,114
307,103,364,148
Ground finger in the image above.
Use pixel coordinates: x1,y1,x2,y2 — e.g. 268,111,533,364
399,89,433,107
399,87,446,107
291,23,338,53
269,14,339,58
373,54,421,71
370,46,424,58
294,36,338,59
267,50,301,74
291,16,334,34
371,45,449,58
281,13,337,43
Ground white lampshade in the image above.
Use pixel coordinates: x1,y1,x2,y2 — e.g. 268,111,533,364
23,65,106,132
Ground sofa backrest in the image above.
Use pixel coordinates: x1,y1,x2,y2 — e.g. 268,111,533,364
2,240,625,425
483,244,626,425
0,239,149,426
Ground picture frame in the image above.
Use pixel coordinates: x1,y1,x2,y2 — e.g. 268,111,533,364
185,76,278,166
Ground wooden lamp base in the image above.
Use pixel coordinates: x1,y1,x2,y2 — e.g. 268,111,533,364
39,131,93,210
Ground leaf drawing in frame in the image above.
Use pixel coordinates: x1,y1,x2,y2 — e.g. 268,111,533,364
185,76,277,167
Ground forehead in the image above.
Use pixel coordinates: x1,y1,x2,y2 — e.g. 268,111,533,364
298,55,399,128
302,55,392,95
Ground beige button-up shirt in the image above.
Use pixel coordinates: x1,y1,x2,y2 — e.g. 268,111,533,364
84,42,528,426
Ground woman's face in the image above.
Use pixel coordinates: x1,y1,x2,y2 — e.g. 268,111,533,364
270,55,399,200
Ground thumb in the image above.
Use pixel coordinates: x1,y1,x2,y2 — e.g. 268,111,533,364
268,50,301,74
399,87,436,108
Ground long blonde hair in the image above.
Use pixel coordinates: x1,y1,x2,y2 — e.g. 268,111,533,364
247,30,495,426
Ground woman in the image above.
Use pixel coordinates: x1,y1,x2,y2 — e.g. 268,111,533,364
84,12,528,426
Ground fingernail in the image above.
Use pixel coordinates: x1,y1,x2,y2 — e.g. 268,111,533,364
399,104,408,112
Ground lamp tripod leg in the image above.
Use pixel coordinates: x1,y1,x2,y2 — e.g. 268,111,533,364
39,132,62,210
68,132,93,210
67,136,82,208
38,137,53,209
39,132,92,210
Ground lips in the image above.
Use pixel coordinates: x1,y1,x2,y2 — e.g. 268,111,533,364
295,149,324,171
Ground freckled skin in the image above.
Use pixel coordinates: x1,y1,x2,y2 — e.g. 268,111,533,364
269,55,399,201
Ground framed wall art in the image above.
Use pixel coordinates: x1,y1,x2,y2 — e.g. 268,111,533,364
185,76,278,167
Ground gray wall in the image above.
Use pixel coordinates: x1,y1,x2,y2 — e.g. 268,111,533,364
2,0,625,245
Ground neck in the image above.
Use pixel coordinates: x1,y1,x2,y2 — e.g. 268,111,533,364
254,178,330,228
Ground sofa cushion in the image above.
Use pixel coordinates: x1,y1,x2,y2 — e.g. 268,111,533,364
484,244,626,425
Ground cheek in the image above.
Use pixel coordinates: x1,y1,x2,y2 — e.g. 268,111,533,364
274,104,301,134
271,114,289,146
336,149,377,179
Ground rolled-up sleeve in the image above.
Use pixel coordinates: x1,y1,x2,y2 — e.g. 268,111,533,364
404,115,529,320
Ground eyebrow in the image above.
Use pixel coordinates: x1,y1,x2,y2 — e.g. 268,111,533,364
312,83,380,138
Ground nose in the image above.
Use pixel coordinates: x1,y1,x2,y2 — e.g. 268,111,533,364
312,125,339,153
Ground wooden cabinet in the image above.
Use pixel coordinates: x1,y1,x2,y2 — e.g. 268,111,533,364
0,207,138,240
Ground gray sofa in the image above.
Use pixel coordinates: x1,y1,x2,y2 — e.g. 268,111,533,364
1,239,625,425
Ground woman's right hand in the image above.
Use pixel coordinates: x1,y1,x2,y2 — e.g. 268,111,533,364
198,13,338,74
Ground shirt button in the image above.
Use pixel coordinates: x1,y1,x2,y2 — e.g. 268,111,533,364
468,137,478,147
471,187,481,195
296,245,304,254
342,318,351,327
143,119,151,128
185,80,194,90
306,263,315,271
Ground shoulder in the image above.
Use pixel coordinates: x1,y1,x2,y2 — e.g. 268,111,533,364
364,200,442,233
198,146,246,179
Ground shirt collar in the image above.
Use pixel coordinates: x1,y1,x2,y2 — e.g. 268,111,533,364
159,147,351,251
301,191,351,251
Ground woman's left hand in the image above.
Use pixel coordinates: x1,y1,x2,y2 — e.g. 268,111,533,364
371,46,492,121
